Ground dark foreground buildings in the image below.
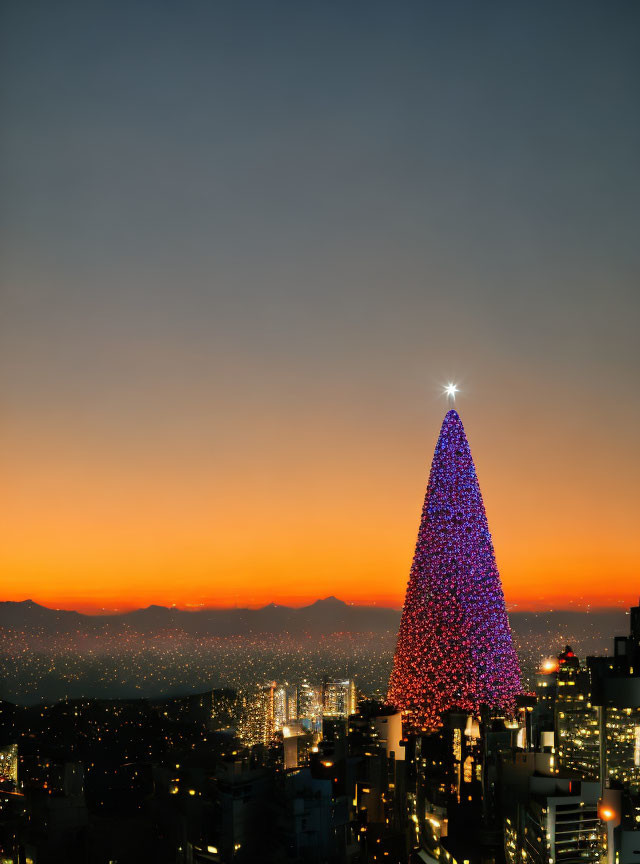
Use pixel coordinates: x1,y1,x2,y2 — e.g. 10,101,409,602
3,604,639,864
0,685,490,864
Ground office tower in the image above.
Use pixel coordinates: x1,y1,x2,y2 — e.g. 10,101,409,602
322,679,356,718
274,685,287,732
281,768,353,863
388,409,520,731
588,610,640,795
503,777,604,864
297,680,322,731
602,704,640,791
283,686,297,723
237,683,276,747
213,758,272,862
555,646,600,780
282,726,315,770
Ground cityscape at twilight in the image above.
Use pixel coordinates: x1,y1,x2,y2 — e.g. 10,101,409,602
1,2,639,864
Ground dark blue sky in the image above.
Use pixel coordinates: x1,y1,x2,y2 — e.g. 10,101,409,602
1,1,639,609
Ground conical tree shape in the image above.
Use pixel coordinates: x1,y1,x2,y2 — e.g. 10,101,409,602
388,409,520,730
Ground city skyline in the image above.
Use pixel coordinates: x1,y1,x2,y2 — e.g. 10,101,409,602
2,1,639,613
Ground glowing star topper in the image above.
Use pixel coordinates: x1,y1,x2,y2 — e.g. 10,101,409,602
444,383,459,402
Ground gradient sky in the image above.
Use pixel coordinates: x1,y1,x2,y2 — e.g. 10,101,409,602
1,1,639,612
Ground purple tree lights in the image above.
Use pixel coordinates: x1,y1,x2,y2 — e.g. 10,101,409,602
388,409,521,731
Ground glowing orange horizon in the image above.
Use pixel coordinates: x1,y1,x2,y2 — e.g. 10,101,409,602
2,592,635,616
1,401,638,616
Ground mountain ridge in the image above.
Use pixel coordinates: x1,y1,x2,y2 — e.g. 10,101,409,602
1,596,629,615
0,597,630,644
0,596,399,637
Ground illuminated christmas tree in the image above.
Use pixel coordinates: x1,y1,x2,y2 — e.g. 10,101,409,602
388,408,521,730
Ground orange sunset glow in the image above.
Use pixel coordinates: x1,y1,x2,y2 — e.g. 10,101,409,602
2,3,638,616
2,383,638,613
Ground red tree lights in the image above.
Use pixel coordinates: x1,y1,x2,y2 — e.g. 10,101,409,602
388,409,521,730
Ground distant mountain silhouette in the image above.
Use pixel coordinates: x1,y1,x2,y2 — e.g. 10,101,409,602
0,598,630,706
0,598,629,652
0,597,401,637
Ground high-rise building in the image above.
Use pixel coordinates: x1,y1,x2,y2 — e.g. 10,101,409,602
286,687,298,722
274,685,287,732
508,778,604,864
555,646,600,780
213,758,272,862
297,680,322,731
388,409,521,731
237,683,276,747
602,703,640,791
322,679,356,718
552,614,640,798
588,610,640,796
